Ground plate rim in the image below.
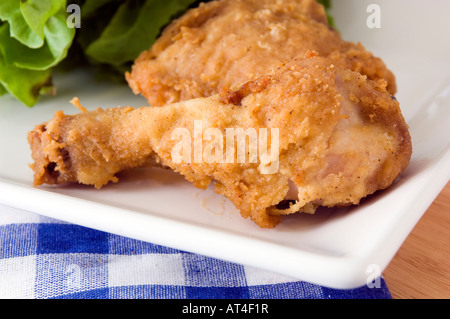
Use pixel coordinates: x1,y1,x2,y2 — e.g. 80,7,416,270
1,143,449,290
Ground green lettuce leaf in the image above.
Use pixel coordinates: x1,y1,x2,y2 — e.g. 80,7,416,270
0,83,7,97
1,12,75,70
84,0,198,66
0,0,43,48
0,28,53,107
81,0,115,19
20,0,66,42
0,1,74,107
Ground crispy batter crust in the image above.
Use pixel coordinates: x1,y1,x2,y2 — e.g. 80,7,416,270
126,0,397,106
28,56,411,228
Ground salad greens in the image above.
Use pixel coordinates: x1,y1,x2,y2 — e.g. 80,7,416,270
0,0,200,106
0,0,74,106
0,0,333,107
84,0,198,67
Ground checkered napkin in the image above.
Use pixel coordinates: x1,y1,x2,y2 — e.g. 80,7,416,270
0,204,391,299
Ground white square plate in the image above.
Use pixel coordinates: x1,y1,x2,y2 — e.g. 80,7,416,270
0,0,449,289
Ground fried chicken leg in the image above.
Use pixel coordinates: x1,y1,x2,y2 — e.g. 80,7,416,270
28,56,411,228
126,0,397,106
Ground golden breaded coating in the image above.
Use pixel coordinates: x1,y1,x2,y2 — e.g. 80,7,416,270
126,0,397,106
28,56,411,228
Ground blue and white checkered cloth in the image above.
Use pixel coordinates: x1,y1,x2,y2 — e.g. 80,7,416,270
0,203,391,299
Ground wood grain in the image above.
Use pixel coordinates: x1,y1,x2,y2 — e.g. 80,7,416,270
383,182,450,299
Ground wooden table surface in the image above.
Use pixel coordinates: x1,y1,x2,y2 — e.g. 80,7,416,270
383,182,450,299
